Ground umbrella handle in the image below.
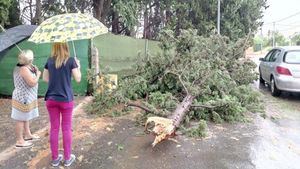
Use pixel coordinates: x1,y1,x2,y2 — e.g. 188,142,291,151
64,5,77,59
72,40,77,58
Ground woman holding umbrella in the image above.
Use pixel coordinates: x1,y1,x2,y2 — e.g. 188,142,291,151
43,42,81,167
29,12,108,167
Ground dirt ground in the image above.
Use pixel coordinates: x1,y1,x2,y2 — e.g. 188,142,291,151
0,97,83,153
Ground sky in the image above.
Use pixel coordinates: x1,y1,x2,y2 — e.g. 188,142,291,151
262,0,300,38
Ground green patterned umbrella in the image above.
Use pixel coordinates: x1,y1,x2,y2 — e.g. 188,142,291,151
28,13,108,43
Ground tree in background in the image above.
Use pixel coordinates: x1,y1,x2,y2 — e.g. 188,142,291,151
110,0,138,36
4,0,21,28
65,0,92,13
139,0,267,40
291,33,300,46
42,0,65,19
32,0,42,24
92,0,111,24
0,0,11,27
220,0,267,40
272,31,289,46
253,35,270,51
18,0,91,25
2,0,267,39
20,0,35,24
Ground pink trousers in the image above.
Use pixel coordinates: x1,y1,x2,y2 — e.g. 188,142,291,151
46,100,74,160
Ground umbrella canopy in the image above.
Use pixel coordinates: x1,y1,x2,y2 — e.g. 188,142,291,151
0,25,37,52
28,13,108,43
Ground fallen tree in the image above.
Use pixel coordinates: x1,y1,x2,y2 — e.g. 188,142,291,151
87,29,264,147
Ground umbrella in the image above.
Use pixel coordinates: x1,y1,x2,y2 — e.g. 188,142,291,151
0,25,37,53
28,13,108,43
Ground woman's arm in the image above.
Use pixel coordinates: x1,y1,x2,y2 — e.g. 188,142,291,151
72,68,81,83
72,58,81,83
42,69,49,83
19,67,41,87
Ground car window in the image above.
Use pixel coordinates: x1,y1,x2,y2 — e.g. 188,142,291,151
264,50,274,61
269,50,281,62
284,50,300,64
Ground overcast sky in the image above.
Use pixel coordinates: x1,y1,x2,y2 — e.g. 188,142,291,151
262,0,300,37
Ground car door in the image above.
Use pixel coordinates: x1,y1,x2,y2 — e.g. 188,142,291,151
265,49,281,82
260,50,275,81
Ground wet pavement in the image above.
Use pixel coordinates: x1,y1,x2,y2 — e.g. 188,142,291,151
251,81,300,169
250,53,300,169
0,54,300,169
72,119,258,169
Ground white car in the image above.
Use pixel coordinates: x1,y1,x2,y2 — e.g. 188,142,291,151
259,46,300,96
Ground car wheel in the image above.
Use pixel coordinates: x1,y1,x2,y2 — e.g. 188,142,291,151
270,77,281,97
259,69,265,84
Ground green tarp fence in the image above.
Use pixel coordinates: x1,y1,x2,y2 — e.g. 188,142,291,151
0,33,161,96
94,33,160,77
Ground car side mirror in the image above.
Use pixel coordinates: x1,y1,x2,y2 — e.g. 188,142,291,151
259,58,265,61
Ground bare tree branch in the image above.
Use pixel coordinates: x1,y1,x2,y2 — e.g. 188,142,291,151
191,105,216,109
191,103,229,110
126,102,152,112
125,102,171,116
164,71,189,94
233,31,252,59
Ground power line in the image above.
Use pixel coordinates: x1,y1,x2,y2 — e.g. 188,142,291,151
275,11,300,23
276,23,300,26
283,19,300,25
263,10,300,25
277,27,300,32
264,11,300,46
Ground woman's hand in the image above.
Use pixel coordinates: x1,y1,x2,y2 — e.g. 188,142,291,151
20,66,40,87
32,65,41,78
75,57,81,69
37,70,41,78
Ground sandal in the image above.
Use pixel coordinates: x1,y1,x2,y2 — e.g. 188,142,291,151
24,135,40,141
15,141,33,148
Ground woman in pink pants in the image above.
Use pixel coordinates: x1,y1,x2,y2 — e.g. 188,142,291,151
43,42,81,167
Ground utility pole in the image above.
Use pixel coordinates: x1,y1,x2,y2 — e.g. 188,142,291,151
272,22,276,47
260,27,263,53
217,0,221,35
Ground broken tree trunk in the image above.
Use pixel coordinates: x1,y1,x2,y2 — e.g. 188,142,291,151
145,94,195,147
